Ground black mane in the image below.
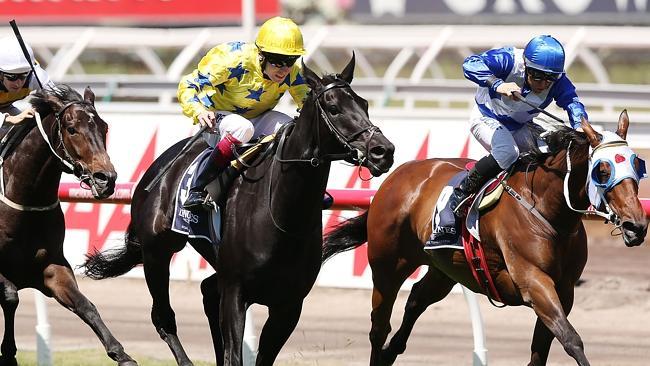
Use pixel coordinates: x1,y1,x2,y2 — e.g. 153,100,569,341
519,124,590,166
30,84,83,116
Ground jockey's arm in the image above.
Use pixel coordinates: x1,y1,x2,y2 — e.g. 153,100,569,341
553,76,589,129
463,47,515,94
3,107,35,124
288,71,310,111
177,45,231,126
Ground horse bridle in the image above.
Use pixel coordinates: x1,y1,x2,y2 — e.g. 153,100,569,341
36,101,99,192
500,139,628,238
275,79,381,169
268,79,382,236
563,140,624,228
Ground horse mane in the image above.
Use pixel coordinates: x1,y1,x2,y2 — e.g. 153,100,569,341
303,72,346,101
519,123,591,167
30,84,83,116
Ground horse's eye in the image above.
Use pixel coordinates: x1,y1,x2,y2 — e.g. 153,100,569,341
328,105,340,115
66,127,76,135
597,162,611,184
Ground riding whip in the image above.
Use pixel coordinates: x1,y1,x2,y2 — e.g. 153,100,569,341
144,125,208,192
9,20,43,89
513,91,565,124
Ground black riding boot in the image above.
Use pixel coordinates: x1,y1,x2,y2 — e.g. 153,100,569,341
449,154,502,217
183,154,226,210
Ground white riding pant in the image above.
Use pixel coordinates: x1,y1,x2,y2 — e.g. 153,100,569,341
469,105,544,169
202,110,293,147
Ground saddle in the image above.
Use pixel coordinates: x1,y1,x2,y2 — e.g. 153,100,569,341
427,162,510,250
464,161,509,212
205,133,277,208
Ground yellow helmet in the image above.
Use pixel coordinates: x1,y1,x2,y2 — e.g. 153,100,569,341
255,17,306,56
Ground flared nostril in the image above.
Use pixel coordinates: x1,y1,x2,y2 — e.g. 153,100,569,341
370,146,387,158
92,172,109,185
622,221,647,237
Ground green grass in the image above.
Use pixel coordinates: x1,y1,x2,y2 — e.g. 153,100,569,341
16,350,214,366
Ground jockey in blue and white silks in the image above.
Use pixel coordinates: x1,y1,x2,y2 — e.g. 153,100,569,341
437,35,590,242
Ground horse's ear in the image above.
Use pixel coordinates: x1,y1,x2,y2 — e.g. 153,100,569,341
616,109,629,140
581,116,601,147
84,86,95,105
302,60,322,91
339,51,355,84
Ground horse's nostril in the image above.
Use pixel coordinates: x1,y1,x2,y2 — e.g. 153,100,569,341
93,172,109,185
622,221,647,236
370,146,386,158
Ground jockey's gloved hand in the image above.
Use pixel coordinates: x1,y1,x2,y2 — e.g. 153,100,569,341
495,82,521,100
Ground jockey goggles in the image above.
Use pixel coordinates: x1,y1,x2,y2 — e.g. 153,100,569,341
2,71,30,81
263,52,299,68
526,67,560,82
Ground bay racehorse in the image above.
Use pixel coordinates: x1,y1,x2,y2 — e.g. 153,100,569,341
82,54,395,365
0,85,137,365
322,112,647,366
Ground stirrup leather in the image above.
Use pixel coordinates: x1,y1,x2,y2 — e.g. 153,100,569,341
452,195,473,216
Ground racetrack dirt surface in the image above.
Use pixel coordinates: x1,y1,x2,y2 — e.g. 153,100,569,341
10,221,650,366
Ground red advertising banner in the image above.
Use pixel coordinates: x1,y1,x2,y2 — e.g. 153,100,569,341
0,0,280,25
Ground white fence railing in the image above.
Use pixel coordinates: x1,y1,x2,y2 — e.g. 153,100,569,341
3,25,650,119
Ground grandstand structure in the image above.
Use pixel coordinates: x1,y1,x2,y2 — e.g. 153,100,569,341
3,24,650,126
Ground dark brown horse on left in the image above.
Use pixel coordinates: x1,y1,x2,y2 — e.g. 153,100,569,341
0,85,136,365
323,111,647,366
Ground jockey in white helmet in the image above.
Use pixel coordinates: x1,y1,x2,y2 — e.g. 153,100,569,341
0,36,54,125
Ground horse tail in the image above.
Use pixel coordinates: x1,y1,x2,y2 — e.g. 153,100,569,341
82,223,143,280
322,211,368,262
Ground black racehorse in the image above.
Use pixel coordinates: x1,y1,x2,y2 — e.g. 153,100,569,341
0,85,137,365
82,54,395,366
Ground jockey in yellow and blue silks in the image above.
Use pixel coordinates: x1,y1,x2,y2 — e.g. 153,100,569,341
446,35,589,222
0,36,55,126
178,16,309,210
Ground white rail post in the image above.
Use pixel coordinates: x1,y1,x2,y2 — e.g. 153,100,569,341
243,308,257,366
34,290,52,366
461,286,488,366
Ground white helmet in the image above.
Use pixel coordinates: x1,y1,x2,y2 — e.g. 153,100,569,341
0,36,35,74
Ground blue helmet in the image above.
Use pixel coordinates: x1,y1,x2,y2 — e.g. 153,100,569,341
523,35,565,74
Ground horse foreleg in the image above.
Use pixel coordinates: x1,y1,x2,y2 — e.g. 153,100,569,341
368,260,417,366
0,275,18,366
526,274,588,366
43,264,137,366
256,301,303,366
529,281,577,366
200,274,223,366
219,284,246,366
382,268,456,364
142,247,194,366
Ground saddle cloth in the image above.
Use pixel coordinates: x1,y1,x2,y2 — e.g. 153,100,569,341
425,165,507,250
170,148,222,245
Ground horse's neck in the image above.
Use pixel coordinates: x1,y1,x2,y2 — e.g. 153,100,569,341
278,106,331,185
3,119,63,204
528,144,591,228
264,104,332,224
